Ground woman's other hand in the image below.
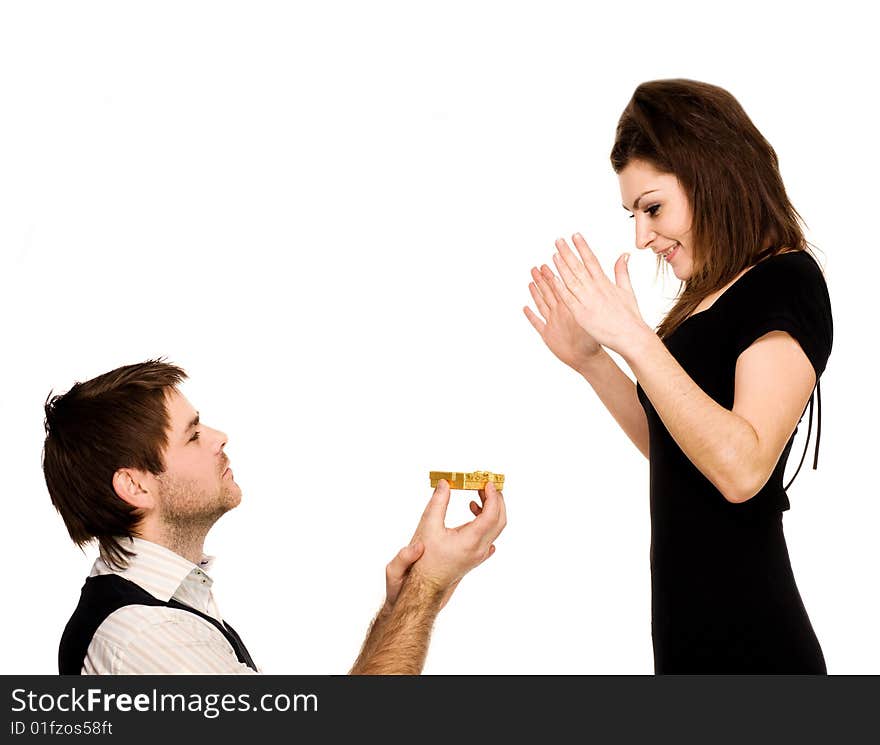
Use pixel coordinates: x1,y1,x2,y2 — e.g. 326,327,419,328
524,260,603,374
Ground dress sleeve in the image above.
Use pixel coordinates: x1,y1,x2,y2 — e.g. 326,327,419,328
731,252,833,378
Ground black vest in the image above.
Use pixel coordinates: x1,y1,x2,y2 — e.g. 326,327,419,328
58,574,257,674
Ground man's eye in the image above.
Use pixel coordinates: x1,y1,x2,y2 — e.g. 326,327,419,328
189,431,201,442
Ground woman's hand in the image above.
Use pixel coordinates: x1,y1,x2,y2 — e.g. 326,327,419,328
524,255,603,374
547,233,650,359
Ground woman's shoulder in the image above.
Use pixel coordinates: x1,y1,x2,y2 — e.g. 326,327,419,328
727,248,833,376
753,248,825,279
733,248,832,326
717,249,832,334
737,249,828,300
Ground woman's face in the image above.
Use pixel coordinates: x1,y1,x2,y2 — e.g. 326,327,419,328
618,159,695,281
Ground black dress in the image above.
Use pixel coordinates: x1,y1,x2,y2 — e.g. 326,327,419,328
636,251,833,673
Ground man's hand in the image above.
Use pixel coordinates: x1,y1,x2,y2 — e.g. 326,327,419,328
349,480,507,674
408,478,507,596
383,477,506,612
384,541,425,608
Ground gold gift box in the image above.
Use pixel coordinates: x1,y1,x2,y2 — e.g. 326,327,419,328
429,470,505,491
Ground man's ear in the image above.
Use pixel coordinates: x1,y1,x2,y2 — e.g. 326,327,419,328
112,468,156,510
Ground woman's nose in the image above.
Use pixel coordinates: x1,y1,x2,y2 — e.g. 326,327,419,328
634,216,655,250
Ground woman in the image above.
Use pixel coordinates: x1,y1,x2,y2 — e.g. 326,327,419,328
524,79,832,673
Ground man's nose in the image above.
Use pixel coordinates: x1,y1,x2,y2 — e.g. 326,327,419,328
208,426,228,453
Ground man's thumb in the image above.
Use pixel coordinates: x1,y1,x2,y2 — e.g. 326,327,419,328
423,478,451,524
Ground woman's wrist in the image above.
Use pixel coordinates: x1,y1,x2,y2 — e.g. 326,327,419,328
574,347,609,379
619,324,663,371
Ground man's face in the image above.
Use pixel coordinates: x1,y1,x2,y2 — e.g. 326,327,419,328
155,388,241,526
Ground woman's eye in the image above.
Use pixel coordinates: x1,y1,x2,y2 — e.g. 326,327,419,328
189,431,201,442
628,205,660,219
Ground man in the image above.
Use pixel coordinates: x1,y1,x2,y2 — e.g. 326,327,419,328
43,360,506,674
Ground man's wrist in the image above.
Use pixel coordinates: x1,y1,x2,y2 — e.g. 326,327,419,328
405,567,449,607
376,601,393,620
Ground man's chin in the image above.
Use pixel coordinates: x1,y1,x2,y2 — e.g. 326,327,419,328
223,483,243,509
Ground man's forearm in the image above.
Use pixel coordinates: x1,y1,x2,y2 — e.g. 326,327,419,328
349,602,392,673
349,572,444,675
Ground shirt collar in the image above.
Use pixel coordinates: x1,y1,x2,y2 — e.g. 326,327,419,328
90,536,215,602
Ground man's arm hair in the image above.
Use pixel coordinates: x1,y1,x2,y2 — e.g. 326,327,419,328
349,602,391,673
349,571,443,675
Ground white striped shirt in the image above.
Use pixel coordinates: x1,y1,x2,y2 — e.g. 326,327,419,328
82,537,259,674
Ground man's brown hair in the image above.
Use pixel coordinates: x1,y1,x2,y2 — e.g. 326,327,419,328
42,359,188,568
610,78,815,339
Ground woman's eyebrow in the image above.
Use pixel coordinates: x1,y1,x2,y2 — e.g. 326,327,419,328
622,189,661,211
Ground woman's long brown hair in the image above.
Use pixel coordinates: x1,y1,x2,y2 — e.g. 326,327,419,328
610,79,816,339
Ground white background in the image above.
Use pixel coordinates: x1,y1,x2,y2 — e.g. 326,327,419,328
1,1,876,674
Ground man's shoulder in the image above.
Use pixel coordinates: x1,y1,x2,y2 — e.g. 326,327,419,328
93,601,227,642
86,604,256,674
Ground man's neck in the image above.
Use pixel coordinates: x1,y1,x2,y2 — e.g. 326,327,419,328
159,535,206,566
137,520,209,566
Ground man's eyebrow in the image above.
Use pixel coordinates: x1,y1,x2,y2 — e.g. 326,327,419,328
622,189,661,212
185,413,200,432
